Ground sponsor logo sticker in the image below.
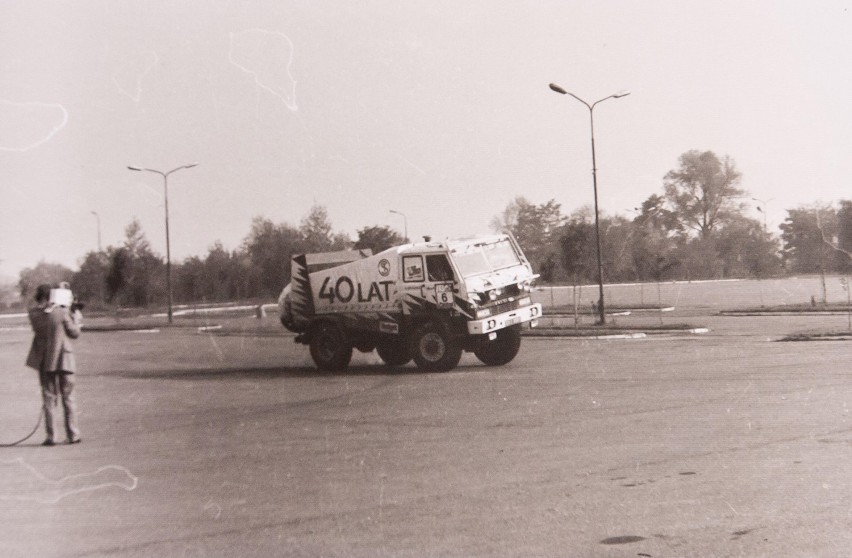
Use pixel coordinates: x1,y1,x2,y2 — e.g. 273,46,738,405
379,321,399,334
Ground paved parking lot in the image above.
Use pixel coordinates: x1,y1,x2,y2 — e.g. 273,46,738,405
2,312,852,556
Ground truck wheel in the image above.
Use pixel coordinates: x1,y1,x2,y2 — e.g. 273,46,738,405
411,321,462,372
376,338,412,367
309,321,353,371
474,326,521,366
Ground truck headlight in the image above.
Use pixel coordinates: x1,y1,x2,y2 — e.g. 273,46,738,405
476,308,492,319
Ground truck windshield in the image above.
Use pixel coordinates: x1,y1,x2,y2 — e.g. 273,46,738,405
451,239,522,278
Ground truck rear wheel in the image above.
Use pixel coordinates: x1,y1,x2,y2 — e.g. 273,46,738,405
376,338,412,367
309,321,353,371
411,321,462,372
474,326,521,366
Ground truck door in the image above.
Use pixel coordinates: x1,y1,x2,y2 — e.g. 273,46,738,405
401,253,457,312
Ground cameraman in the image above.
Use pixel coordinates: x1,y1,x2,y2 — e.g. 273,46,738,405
25,283,83,446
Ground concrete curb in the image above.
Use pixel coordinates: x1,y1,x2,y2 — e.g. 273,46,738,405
523,327,710,339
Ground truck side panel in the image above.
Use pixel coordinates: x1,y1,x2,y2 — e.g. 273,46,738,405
285,250,372,332
309,253,400,315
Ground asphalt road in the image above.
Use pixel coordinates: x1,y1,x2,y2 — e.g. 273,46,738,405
2,314,852,557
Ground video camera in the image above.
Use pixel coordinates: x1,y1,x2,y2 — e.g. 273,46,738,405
49,287,85,313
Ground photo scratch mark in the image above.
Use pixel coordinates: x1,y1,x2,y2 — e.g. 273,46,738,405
395,154,426,175
228,29,298,111
112,50,159,103
204,500,222,519
204,331,226,361
0,457,138,504
0,99,68,152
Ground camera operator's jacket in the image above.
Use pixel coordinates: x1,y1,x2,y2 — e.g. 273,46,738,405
26,305,81,373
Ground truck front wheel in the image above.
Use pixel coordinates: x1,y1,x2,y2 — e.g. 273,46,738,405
474,326,521,366
309,321,353,371
411,321,462,372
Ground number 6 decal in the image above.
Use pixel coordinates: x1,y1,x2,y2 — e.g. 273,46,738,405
435,283,453,308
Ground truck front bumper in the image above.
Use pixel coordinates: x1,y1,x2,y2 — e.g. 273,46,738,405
467,303,542,335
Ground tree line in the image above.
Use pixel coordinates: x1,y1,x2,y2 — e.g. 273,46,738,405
10,149,852,310
14,204,405,310
501,151,852,287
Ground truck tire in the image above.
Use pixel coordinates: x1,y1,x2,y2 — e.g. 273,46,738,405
474,326,521,366
376,338,412,367
411,320,462,372
309,320,353,371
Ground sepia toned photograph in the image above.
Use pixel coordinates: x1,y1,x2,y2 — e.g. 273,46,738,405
2,1,852,556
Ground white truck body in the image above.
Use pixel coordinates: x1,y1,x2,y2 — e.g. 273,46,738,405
278,233,541,371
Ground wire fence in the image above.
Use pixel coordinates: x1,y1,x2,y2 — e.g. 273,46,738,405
532,275,852,314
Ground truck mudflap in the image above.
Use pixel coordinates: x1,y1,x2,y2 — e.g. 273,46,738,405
466,303,542,335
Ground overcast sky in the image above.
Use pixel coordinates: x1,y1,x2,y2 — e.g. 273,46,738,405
2,1,850,279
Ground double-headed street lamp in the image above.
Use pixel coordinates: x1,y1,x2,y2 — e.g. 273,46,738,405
389,209,408,242
127,162,199,324
549,83,629,325
90,210,104,305
751,197,773,233
90,210,101,252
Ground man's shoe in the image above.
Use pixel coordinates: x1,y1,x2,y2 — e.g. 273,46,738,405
41,439,55,446
67,438,81,445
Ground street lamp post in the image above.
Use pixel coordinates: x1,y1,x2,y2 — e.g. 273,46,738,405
389,209,408,242
90,210,104,305
549,83,629,325
90,210,101,252
752,197,773,233
127,162,199,324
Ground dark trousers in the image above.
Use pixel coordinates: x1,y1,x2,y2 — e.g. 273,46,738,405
39,370,80,442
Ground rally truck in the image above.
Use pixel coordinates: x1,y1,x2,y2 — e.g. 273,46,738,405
277,233,542,372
